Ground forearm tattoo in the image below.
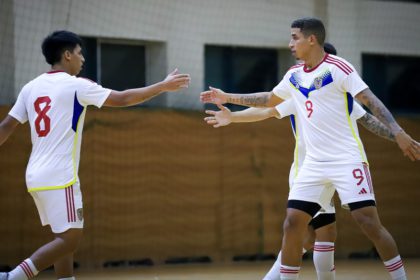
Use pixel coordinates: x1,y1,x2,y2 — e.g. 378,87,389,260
227,94,269,107
358,113,396,142
358,91,402,134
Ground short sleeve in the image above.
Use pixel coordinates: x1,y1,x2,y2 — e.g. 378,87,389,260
272,73,292,100
275,99,296,119
351,101,366,120
8,88,28,124
342,72,369,98
76,78,111,108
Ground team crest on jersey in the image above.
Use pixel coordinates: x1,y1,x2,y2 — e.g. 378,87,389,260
289,69,333,98
77,208,84,221
314,77,323,89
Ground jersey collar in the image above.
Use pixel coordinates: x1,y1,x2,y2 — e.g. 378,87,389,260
303,53,328,73
46,70,66,74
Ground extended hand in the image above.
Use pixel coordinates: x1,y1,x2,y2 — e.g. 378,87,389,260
204,104,232,128
200,87,227,104
395,131,420,161
162,69,190,92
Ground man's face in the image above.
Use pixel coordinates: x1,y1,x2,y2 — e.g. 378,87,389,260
289,28,311,61
68,44,84,76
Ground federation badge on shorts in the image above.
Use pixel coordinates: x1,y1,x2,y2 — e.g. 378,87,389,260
314,77,323,89
77,208,84,221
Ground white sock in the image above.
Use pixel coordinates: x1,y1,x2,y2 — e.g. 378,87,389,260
384,255,406,280
263,248,307,280
313,242,335,280
8,259,39,280
263,251,281,280
280,264,300,280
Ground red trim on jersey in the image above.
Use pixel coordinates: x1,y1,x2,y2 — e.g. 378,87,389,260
325,57,353,75
325,59,351,75
326,56,353,73
46,70,65,74
303,53,328,73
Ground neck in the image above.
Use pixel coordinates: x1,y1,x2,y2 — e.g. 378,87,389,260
304,48,326,70
51,64,71,74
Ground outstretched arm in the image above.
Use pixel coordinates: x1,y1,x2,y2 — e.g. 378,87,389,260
200,87,283,108
357,113,395,142
204,105,279,128
104,69,190,107
356,88,420,160
0,115,20,146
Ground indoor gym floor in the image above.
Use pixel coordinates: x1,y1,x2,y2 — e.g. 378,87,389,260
35,258,420,279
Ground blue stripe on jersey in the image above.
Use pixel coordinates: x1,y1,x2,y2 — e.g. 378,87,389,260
290,114,296,135
72,91,84,132
346,92,353,115
289,70,333,98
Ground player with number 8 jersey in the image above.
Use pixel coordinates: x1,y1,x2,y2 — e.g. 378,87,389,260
9,71,111,192
0,30,190,280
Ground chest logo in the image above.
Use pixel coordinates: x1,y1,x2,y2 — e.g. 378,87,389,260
314,77,323,90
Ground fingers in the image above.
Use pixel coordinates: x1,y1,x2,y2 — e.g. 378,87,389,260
405,150,416,161
200,92,214,103
173,74,190,79
169,68,179,75
209,86,221,93
409,141,420,160
217,104,226,111
205,110,217,116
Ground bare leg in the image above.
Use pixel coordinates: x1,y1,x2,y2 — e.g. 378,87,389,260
281,208,313,267
351,206,398,260
30,228,83,272
303,225,315,251
314,222,336,243
54,253,75,279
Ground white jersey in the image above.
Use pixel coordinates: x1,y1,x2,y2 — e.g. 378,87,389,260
275,98,367,178
9,71,111,192
273,54,369,163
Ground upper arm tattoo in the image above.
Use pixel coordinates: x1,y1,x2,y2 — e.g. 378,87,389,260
357,113,395,142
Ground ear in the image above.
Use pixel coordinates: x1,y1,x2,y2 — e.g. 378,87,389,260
63,50,72,61
309,34,316,46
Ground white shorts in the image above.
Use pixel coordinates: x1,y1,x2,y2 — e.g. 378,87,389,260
31,183,84,233
289,161,375,211
289,163,335,216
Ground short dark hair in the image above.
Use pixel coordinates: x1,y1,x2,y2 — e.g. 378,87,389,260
323,42,337,55
41,30,82,65
291,17,326,45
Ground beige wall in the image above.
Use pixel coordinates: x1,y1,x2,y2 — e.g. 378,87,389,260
1,0,419,108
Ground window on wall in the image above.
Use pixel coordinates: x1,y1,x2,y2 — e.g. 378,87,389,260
362,54,420,114
205,46,279,111
79,37,146,91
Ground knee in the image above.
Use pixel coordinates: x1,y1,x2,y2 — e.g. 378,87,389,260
283,215,306,235
355,216,383,240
